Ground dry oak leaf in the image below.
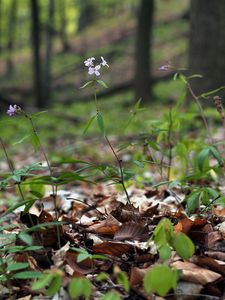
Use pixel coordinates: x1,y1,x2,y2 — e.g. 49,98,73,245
114,222,149,242
92,242,132,256
171,261,221,285
65,251,95,275
86,214,121,235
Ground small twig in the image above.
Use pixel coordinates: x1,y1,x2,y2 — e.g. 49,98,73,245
66,197,105,217
186,81,213,144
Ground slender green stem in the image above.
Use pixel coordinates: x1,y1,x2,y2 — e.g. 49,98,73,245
167,108,173,181
25,114,61,248
187,81,213,143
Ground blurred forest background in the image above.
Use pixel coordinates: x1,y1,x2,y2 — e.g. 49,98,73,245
0,0,224,150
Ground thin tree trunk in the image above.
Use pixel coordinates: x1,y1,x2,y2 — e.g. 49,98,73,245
43,0,54,107
134,0,154,103
6,0,17,75
59,0,69,52
189,0,225,99
0,0,2,53
30,0,43,108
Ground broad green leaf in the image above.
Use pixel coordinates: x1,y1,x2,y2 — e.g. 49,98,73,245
18,232,33,246
32,273,53,290
13,271,41,279
197,148,210,172
68,278,92,299
159,244,172,261
174,233,195,260
45,273,62,296
186,192,200,213
97,79,108,88
7,262,29,272
153,218,174,247
144,264,177,296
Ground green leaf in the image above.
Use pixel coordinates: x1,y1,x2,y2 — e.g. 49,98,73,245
97,113,105,136
80,80,93,89
32,272,53,290
117,271,129,292
144,264,177,296
179,73,187,84
83,114,97,135
210,146,223,165
197,148,210,172
100,291,121,300
45,273,62,296
153,218,174,247
7,262,29,272
186,192,200,213
96,272,109,281
97,79,108,88
18,232,33,246
77,252,91,263
173,233,195,260
31,133,39,152
13,135,30,145
199,86,225,99
13,271,41,279
159,244,172,261
68,278,92,299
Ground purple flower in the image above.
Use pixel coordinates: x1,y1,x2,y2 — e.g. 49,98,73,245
88,65,101,76
84,57,95,67
7,105,18,116
159,64,172,71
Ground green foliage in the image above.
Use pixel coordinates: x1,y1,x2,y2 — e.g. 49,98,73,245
173,233,195,260
100,291,121,300
68,277,92,299
144,264,180,297
32,270,63,296
152,218,195,260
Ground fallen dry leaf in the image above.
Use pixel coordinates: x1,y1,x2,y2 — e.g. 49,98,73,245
171,261,221,285
65,251,95,275
86,214,121,235
92,241,132,256
114,222,149,241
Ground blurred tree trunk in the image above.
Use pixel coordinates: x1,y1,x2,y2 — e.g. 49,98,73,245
59,0,69,51
6,0,18,76
134,0,154,103
0,0,2,53
43,0,54,107
77,0,96,32
189,0,225,98
30,0,43,108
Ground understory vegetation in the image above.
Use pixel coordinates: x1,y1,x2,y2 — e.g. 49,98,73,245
1,62,225,299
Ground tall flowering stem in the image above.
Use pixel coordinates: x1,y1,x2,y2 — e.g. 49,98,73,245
24,113,61,248
6,105,61,248
83,56,134,215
